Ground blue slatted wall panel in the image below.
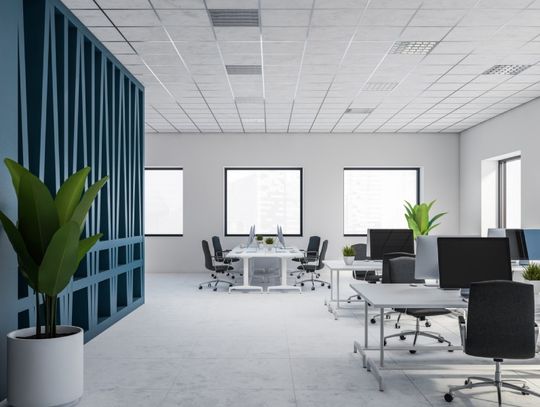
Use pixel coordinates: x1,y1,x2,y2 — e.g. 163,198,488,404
15,0,145,342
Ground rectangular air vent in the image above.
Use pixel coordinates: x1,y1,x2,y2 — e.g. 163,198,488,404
362,82,398,91
390,41,438,55
345,108,375,114
482,64,531,75
226,65,262,75
209,9,259,27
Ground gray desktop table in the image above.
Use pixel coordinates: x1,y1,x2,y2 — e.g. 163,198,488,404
350,283,467,391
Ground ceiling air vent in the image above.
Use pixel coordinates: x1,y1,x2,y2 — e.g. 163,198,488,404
482,65,531,75
345,108,375,114
209,9,259,27
226,65,262,75
390,41,438,55
362,82,399,91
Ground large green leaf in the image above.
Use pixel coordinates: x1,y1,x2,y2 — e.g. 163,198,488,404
415,203,430,234
55,167,91,225
77,233,102,264
38,221,79,297
4,158,35,197
70,176,108,232
0,210,38,289
18,173,59,264
428,212,447,228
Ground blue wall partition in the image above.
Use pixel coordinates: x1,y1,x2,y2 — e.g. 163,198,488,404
0,0,144,399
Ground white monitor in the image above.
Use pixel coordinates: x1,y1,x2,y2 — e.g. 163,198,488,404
487,228,506,238
415,236,439,280
246,225,255,246
277,225,285,247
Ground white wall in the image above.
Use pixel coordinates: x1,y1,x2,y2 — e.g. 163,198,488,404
145,132,460,273
460,98,540,235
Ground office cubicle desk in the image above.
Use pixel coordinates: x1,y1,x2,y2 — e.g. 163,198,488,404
227,246,303,293
323,260,383,319
350,283,466,391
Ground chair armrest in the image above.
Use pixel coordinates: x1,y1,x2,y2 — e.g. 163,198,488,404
535,323,538,346
211,255,228,268
458,315,467,350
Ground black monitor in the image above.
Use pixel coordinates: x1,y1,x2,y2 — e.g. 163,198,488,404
437,237,512,289
367,229,414,260
505,229,528,261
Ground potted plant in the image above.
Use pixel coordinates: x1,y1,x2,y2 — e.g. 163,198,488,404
522,263,540,295
404,200,447,239
0,158,107,407
265,237,275,251
342,245,355,265
256,234,263,248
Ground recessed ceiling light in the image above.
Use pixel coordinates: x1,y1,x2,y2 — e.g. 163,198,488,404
209,9,259,27
345,108,375,114
482,64,531,75
362,82,399,91
226,65,262,75
235,97,264,104
390,41,438,55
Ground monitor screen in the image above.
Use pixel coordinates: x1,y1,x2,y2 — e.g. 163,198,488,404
367,229,414,260
437,237,512,289
415,235,439,280
523,229,540,260
505,229,528,261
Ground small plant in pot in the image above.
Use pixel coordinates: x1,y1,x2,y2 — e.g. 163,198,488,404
256,234,264,248
522,263,540,295
342,245,355,265
0,158,107,407
265,237,275,250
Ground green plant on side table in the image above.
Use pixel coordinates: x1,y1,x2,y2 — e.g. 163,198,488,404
0,158,108,407
256,234,263,241
265,237,275,245
342,245,355,265
522,263,540,295
404,200,447,239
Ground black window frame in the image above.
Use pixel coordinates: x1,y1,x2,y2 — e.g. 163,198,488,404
343,167,421,237
224,167,304,237
497,155,521,228
144,166,184,237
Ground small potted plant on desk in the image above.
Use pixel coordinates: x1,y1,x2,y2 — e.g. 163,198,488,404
522,263,540,295
256,234,264,248
342,245,355,265
265,236,275,251
0,158,108,407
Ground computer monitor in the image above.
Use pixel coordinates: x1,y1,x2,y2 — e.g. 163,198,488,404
487,228,506,238
277,225,285,248
366,229,414,260
487,228,528,261
246,225,255,246
437,237,512,289
523,229,540,261
415,235,439,280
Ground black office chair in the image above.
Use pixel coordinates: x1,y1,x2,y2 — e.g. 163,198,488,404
347,243,379,303
295,240,330,291
370,252,416,324
211,236,240,279
444,281,540,405
291,236,321,279
198,240,234,291
383,256,452,353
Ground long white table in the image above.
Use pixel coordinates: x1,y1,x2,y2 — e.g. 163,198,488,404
323,260,383,319
227,246,303,293
350,283,467,391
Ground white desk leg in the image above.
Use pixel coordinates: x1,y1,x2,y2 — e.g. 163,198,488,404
268,258,301,293
379,307,385,368
229,258,263,293
364,300,369,348
336,271,341,309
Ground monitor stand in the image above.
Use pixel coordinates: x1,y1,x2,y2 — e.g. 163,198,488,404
460,288,470,298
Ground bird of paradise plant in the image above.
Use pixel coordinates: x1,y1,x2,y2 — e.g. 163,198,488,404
404,200,447,239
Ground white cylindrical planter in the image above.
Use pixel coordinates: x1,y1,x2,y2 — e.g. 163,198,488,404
7,325,84,407
527,280,540,295
344,256,355,266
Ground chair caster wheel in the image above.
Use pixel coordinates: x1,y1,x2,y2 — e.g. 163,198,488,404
229,284,233,287
300,283,304,286
464,379,470,385
425,322,431,328
212,288,217,292
327,285,331,289
409,350,417,354
438,338,444,343
383,340,387,346
370,319,376,324
347,301,351,304
231,276,235,279
385,314,391,320
198,286,202,290
395,324,401,329
357,296,361,300
321,283,325,286
311,286,315,291
399,335,406,341
208,284,211,287
444,393,453,402
297,276,301,279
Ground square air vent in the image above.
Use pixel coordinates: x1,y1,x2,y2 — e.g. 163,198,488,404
209,9,259,27
362,82,398,91
226,65,262,75
235,97,264,104
482,64,531,75
390,41,438,55
345,108,375,114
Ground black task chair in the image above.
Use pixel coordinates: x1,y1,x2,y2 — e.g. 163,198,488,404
211,236,240,279
347,243,379,303
198,240,234,291
370,252,416,324
383,256,452,353
291,236,321,279
295,240,330,291
444,281,540,405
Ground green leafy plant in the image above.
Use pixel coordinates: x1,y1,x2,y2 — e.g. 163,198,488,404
0,158,108,338
522,263,540,281
404,200,447,239
256,234,263,241
342,245,355,257
265,237,274,245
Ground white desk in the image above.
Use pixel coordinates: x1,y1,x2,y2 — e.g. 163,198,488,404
323,260,382,319
350,283,467,391
227,246,303,293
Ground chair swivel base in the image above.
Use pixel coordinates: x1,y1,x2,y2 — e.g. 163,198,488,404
444,361,540,405
198,279,234,291
295,277,331,291
384,318,452,354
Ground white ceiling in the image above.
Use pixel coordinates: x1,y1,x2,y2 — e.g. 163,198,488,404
63,0,540,134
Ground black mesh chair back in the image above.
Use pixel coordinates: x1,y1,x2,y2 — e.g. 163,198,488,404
212,235,224,260
307,236,321,253
352,243,367,260
316,240,329,270
202,240,214,271
466,281,536,360
381,252,415,283
387,256,424,284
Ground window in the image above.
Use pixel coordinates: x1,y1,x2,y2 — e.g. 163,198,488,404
225,168,302,236
343,168,420,236
498,156,521,228
144,168,183,236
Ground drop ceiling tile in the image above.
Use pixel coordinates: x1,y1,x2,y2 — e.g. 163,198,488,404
261,10,311,26
308,26,356,41
157,9,210,26
152,0,206,9
359,9,417,26
119,27,169,41
262,27,308,41
261,0,314,8
410,9,467,26
311,9,363,26
72,9,111,26
399,26,452,41
90,27,125,42
97,0,151,8
445,26,498,41
215,27,260,41
166,26,215,41
106,10,163,26
206,0,258,8
103,41,134,54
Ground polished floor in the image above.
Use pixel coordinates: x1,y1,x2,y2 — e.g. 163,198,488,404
77,271,540,407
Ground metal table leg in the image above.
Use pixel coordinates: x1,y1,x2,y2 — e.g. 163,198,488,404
268,258,301,293
229,258,263,293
